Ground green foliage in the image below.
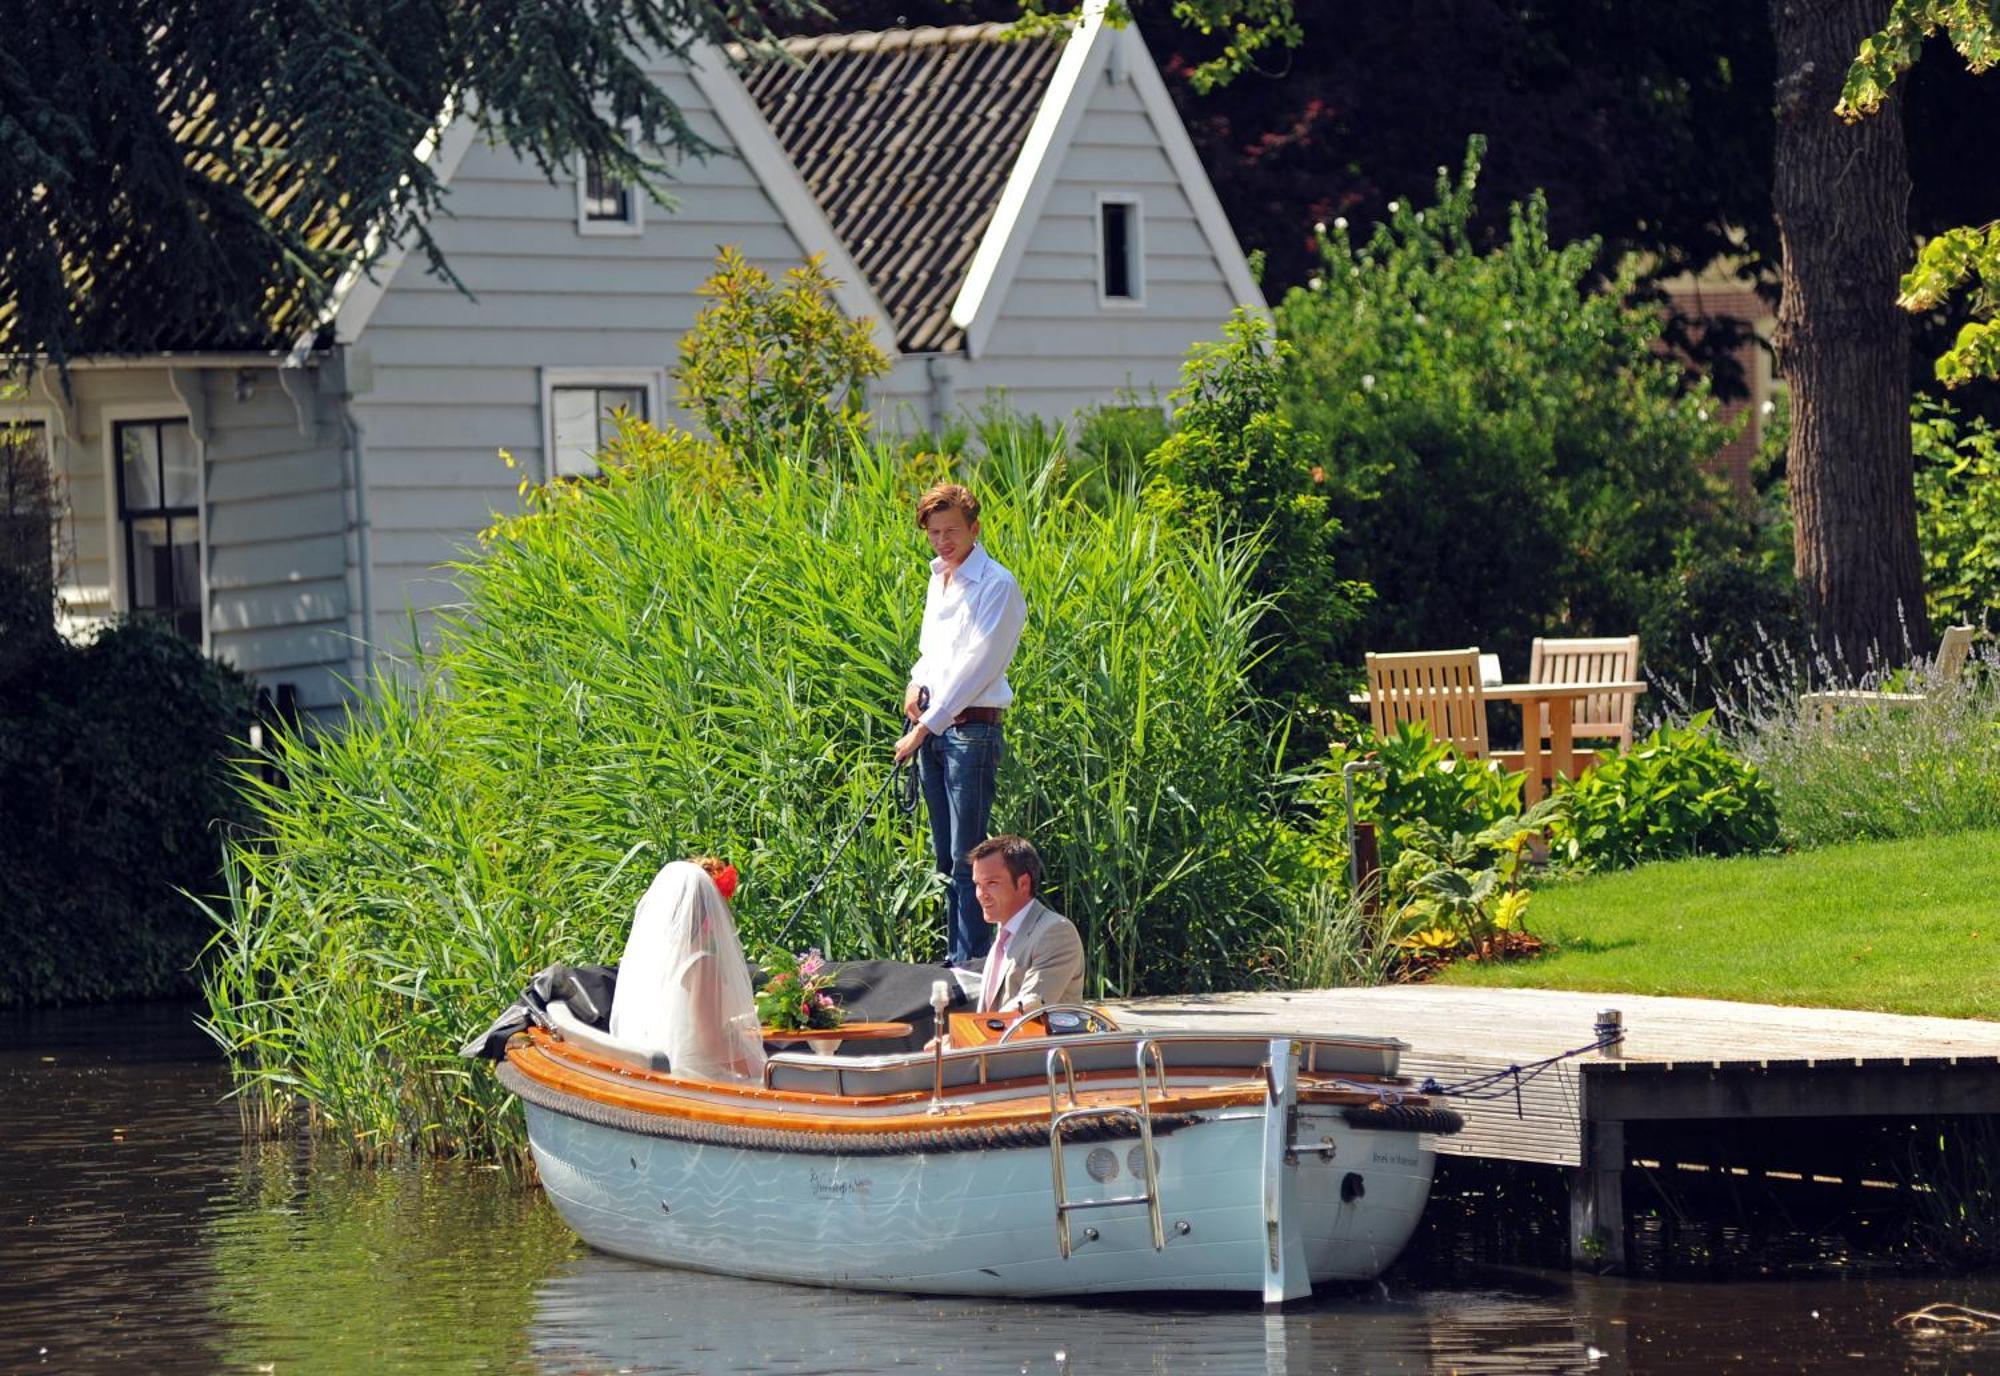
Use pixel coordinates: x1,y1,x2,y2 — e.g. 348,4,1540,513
201,427,1290,1158
1318,721,1524,873
1842,3,2000,383
1276,137,1740,654
1009,0,1302,93
1913,394,2000,631
1145,310,1371,722
673,247,891,449
1550,712,1779,871
1,618,254,1006
1720,645,2000,849
1,0,821,367
1383,804,1552,956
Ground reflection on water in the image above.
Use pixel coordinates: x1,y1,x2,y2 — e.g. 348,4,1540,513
4,1004,1999,1375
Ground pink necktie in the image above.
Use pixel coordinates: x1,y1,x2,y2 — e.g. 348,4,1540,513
981,927,1012,1012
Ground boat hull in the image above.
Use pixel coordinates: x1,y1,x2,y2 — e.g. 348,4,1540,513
523,1096,1437,1297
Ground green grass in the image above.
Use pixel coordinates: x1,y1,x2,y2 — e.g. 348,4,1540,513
1436,830,2000,1019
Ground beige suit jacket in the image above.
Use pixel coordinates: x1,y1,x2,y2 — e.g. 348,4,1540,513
979,899,1086,1011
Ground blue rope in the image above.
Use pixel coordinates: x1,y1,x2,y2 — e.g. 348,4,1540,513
1418,1031,1625,1118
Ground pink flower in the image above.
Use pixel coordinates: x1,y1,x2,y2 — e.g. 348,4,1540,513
800,950,824,977
814,993,835,1009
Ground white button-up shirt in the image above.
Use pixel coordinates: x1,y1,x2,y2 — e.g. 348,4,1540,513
909,543,1027,734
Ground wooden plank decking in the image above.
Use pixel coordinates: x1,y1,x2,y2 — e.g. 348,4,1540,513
1113,986,2000,1168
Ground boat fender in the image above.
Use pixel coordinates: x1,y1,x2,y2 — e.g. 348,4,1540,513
1339,1103,1466,1135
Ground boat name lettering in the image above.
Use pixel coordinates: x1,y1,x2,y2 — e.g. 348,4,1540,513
1371,1150,1420,1168
809,1171,872,1201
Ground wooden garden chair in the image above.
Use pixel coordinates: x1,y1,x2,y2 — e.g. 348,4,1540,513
1528,634,1642,768
1801,624,1978,723
1365,648,1492,758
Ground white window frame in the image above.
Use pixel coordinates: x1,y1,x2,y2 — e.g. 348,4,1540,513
576,120,645,236
1094,192,1145,309
100,402,207,651
539,368,664,480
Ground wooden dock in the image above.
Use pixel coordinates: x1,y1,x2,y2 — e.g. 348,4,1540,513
1113,985,2000,1266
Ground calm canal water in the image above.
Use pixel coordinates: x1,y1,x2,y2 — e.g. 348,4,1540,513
4,1004,1998,1375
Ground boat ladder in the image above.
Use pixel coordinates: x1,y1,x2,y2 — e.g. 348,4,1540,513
1045,1039,1169,1258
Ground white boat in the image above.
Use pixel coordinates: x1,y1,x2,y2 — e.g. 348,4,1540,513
496,1004,1462,1306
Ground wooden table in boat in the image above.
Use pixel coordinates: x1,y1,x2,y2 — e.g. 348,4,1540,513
1487,679,1646,804
761,1021,912,1056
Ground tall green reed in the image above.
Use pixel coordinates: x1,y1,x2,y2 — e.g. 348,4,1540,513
202,425,1305,1159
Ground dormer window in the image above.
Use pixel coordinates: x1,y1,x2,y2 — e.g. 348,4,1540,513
577,128,644,235
1097,195,1143,306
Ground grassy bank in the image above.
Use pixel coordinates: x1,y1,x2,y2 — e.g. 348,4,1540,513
1436,830,2000,1019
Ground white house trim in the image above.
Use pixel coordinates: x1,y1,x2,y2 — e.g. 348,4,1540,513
1122,25,1267,322
291,104,482,364
539,366,666,481
946,1,1112,359
685,44,900,361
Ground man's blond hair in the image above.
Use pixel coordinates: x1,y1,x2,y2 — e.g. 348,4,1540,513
915,482,980,529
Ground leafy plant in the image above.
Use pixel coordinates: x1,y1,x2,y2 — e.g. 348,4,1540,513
1145,309,1371,728
1316,720,1525,874
673,246,890,448
1383,801,1556,961
1550,711,1779,870
1912,394,2000,635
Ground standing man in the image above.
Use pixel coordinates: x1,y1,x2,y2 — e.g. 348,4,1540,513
894,483,1027,965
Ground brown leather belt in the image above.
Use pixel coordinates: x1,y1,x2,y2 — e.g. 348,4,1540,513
953,706,1005,726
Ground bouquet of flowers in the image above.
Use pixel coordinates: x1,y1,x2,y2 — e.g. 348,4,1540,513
755,948,845,1032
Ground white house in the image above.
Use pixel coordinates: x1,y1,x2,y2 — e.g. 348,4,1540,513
6,8,1263,714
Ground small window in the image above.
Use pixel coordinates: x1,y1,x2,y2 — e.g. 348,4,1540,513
551,385,649,478
577,134,644,235
1098,197,1143,304
114,419,202,641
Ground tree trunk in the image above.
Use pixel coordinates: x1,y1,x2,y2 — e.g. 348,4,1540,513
1770,0,1929,667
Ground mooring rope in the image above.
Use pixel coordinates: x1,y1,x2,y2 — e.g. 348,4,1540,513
1416,1030,1626,1118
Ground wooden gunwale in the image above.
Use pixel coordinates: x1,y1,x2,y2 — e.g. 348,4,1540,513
508,1030,1424,1136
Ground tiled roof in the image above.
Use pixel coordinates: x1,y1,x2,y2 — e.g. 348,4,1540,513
737,25,1065,355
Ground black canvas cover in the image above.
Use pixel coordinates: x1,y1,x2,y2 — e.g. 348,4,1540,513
459,962,618,1060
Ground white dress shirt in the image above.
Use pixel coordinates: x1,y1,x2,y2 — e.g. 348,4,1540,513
908,542,1027,734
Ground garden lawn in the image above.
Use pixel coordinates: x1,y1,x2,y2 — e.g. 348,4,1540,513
1436,830,2000,1020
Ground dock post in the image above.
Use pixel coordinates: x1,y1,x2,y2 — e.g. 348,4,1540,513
1568,1118,1626,1272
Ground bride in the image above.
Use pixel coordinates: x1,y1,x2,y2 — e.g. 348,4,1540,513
608,860,765,1083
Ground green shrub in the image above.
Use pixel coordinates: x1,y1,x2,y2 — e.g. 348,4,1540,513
1276,137,1742,657
1913,394,2000,636
1317,721,1525,873
1,617,254,1006
1145,311,1372,727
673,246,890,448
201,428,1294,1159
1550,712,1780,870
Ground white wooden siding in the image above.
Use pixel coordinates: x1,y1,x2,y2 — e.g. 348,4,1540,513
883,69,1239,424
351,64,810,661
21,365,351,709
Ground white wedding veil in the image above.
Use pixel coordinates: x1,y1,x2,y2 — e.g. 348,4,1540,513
608,860,765,1083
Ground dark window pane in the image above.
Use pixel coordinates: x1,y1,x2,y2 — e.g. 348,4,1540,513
1102,202,1132,299
120,424,161,510
128,513,202,641
595,387,647,448
584,159,631,222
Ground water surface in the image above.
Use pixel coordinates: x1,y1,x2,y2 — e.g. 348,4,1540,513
4,1004,1997,1374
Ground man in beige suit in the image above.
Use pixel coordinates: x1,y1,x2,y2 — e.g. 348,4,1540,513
964,834,1085,1012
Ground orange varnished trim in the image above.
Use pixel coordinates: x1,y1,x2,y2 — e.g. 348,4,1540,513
505,1029,1426,1137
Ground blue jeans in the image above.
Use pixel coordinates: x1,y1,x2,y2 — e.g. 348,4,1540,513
918,721,1003,964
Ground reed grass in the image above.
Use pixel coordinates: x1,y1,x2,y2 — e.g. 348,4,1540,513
201,424,1323,1159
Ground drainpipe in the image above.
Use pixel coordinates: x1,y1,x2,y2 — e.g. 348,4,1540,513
925,356,956,436
339,408,377,693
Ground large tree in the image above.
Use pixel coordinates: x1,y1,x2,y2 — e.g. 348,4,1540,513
1772,0,1930,661
0,0,815,368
